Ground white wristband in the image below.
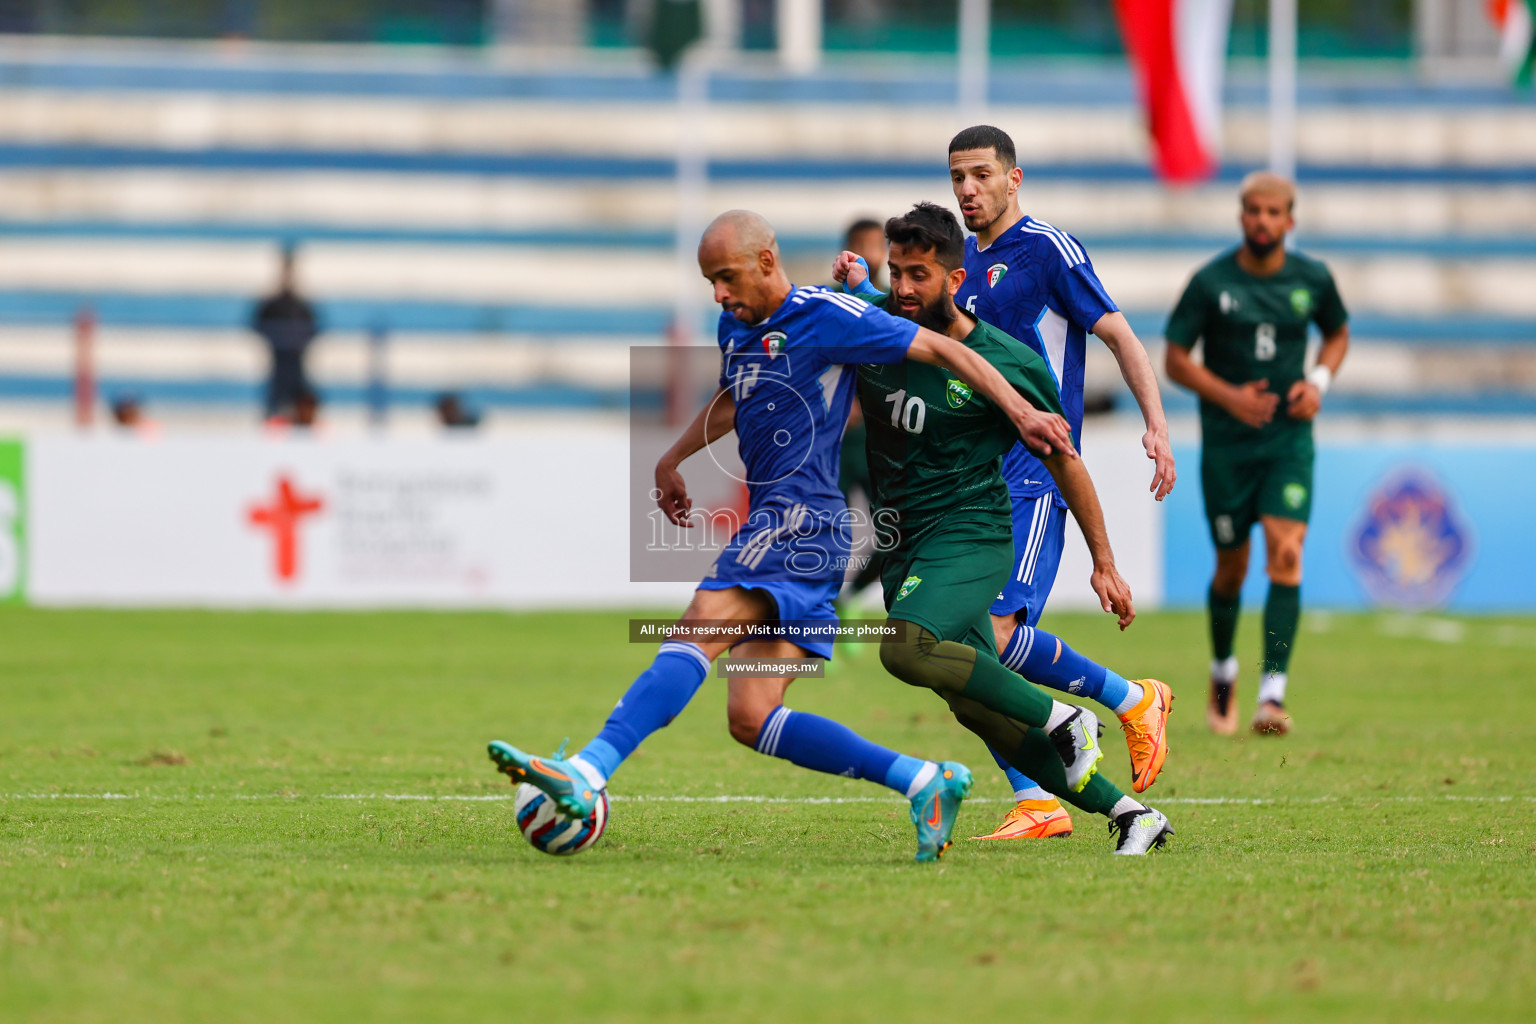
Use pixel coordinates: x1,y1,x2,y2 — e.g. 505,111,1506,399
1307,365,1333,395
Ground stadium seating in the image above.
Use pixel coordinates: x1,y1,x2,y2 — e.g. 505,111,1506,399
0,39,1531,431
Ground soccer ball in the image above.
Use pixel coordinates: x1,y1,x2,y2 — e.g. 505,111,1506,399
513,782,609,856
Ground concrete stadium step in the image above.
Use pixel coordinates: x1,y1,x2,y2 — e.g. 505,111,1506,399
0,327,635,389
0,290,1530,344
4,172,1532,238
0,238,1528,318
5,89,1535,167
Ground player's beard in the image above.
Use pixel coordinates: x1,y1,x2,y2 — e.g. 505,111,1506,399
913,294,958,335
1244,233,1281,259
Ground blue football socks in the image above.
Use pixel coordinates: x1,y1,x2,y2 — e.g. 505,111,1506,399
575,641,711,782
755,706,934,796
998,625,1138,714
987,745,1051,802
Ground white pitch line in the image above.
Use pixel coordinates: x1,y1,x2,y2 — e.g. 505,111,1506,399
3,793,1533,805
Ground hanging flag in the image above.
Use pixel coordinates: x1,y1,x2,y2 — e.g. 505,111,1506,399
1488,0,1536,86
1113,0,1235,184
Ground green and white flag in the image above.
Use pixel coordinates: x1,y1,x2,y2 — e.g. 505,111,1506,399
1491,0,1536,87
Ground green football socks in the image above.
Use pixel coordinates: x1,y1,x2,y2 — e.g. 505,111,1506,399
1263,583,1301,675
1208,583,1241,661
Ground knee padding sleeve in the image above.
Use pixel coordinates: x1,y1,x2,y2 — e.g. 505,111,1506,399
879,622,977,694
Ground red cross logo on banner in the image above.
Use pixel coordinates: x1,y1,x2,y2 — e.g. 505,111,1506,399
247,475,324,583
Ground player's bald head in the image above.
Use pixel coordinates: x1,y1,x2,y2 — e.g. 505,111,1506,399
1240,171,1296,212
698,210,791,324
699,209,779,262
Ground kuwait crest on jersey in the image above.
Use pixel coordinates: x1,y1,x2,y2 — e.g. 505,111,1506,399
987,263,1008,287
946,379,973,408
761,331,787,358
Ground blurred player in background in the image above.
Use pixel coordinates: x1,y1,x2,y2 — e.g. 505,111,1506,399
489,209,1083,862
839,126,1175,841
846,203,1173,853
842,217,888,292
1164,172,1350,737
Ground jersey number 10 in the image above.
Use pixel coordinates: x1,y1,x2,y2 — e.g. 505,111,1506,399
884,389,927,434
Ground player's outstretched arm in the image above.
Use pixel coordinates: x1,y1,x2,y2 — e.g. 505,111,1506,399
655,386,736,527
1041,450,1135,630
907,328,1078,459
1092,311,1176,501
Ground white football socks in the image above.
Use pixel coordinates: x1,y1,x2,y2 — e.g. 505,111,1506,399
1014,784,1052,802
1113,681,1145,716
904,761,939,798
1211,656,1240,684
568,754,607,792
1258,671,1288,706
1109,795,1146,819
1045,701,1077,733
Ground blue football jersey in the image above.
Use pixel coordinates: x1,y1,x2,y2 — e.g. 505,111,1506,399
718,286,918,514
955,216,1117,504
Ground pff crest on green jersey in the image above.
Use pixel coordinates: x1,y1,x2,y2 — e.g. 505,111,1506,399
987,263,1008,287
945,379,973,409
761,330,786,358
896,575,923,600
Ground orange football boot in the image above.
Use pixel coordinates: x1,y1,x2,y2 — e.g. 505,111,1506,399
969,798,1073,840
1119,678,1174,793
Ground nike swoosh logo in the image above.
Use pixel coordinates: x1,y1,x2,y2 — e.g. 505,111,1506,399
530,758,571,782
926,796,942,828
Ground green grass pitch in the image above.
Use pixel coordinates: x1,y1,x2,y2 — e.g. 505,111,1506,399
2,607,1534,1023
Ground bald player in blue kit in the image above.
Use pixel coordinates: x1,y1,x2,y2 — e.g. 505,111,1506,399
488,209,1101,862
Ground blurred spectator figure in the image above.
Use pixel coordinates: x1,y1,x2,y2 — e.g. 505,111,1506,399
252,245,320,420
110,393,160,439
842,218,888,291
292,387,321,430
435,391,482,430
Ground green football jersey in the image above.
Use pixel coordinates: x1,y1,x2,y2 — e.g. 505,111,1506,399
857,310,1065,552
1165,249,1347,447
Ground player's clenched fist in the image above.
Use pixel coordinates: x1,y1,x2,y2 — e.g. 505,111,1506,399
1225,379,1279,429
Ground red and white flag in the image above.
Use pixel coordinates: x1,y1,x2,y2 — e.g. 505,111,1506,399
1114,0,1235,183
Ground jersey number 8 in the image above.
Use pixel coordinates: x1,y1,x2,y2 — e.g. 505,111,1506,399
884,389,926,434
1255,323,1276,361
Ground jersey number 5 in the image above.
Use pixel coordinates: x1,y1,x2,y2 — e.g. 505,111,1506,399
1255,323,1276,361
884,389,927,434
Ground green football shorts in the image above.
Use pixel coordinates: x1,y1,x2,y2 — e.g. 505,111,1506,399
880,514,1013,653
1200,436,1315,549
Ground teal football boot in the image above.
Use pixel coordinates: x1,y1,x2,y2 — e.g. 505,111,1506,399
488,739,599,819
908,761,973,863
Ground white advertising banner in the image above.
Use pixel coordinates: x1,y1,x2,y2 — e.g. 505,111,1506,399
23,428,1162,611
26,433,692,608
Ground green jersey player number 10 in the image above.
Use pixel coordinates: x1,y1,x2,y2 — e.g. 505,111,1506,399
885,389,927,434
